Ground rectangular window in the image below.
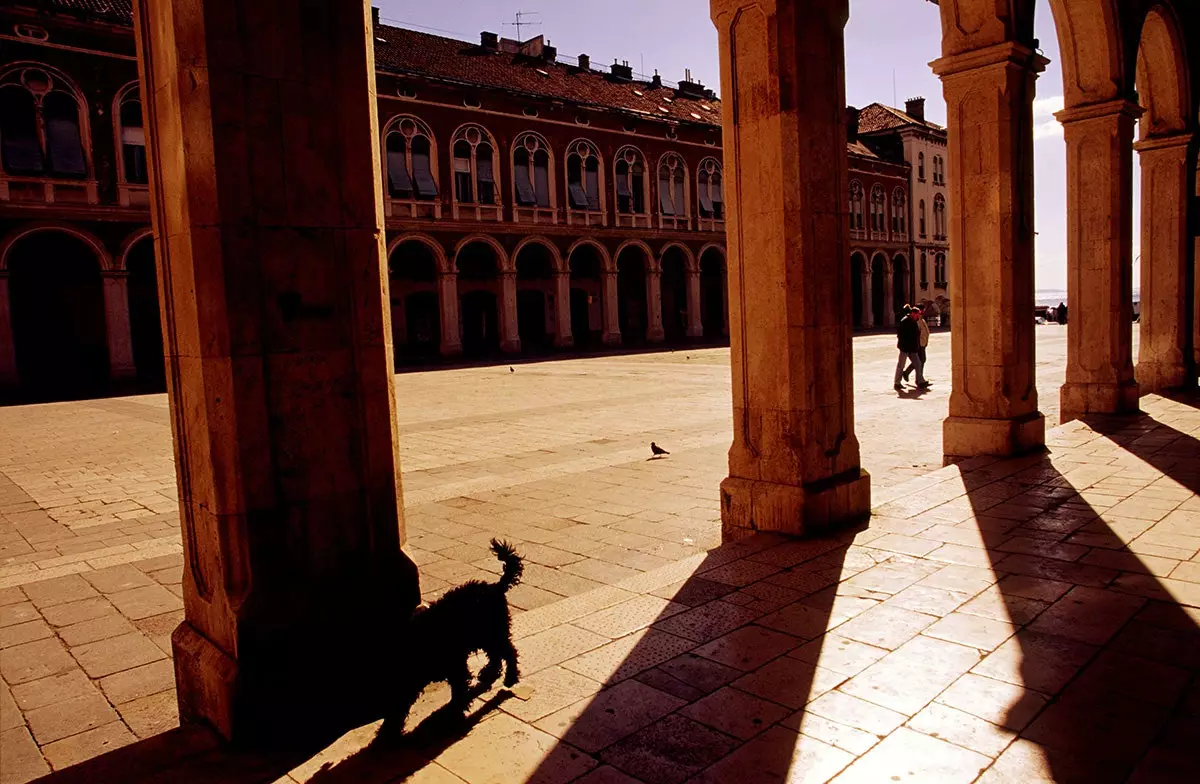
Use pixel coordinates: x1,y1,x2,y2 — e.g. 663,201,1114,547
700,189,714,217
711,178,723,219
46,117,86,177
533,159,550,208
673,178,685,217
585,170,600,211
476,157,494,204
632,174,645,213
616,173,631,213
568,180,589,209
659,178,674,215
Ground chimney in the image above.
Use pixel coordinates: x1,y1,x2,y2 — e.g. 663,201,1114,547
480,31,499,51
543,44,557,62
845,106,860,143
905,96,925,121
577,53,590,70
371,6,379,26
610,59,632,81
651,70,662,89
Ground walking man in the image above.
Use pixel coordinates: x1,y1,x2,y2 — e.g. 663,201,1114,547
894,306,929,391
903,305,930,383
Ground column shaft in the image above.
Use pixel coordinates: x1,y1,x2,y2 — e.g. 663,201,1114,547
499,271,520,352
134,0,419,742
438,273,462,357
554,271,573,347
686,268,703,338
861,270,874,328
711,0,869,539
0,275,17,388
1136,133,1194,393
101,272,136,380
1058,100,1139,421
882,264,896,326
933,43,1047,460
601,271,621,345
646,270,665,343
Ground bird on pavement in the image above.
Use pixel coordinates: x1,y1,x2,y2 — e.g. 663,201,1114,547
650,442,670,457
509,367,514,373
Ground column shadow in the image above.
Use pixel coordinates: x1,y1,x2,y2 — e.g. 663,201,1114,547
964,401,1200,783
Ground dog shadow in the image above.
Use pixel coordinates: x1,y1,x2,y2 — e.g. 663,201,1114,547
306,689,514,783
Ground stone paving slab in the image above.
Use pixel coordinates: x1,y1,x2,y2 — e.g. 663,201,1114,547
14,392,1192,784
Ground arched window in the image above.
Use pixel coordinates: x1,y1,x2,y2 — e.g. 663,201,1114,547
920,251,928,287
870,184,885,235
512,132,555,223
383,115,439,219
849,181,864,234
613,146,650,228
0,66,87,179
917,152,925,182
657,152,688,229
891,189,906,236
933,194,946,238
450,124,501,221
697,157,724,228
115,84,147,185
565,139,604,226
935,252,946,286
919,200,927,237
933,155,944,185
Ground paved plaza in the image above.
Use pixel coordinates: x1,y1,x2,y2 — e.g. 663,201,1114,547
6,326,1198,784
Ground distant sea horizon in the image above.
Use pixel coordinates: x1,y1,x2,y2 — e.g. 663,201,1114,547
1035,289,1140,308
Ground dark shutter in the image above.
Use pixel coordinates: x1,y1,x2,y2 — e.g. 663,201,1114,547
476,148,495,204
387,141,413,198
585,167,600,210
673,173,685,217
658,176,674,215
533,152,550,207
711,176,723,218
411,149,437,198
568,181,589,209
44,93,86,177
699,189,714,217
0,89,44,174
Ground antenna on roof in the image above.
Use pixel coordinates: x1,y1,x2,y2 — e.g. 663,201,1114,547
503,10,542,41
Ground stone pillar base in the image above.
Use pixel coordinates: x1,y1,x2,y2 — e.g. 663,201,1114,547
719,469,871,542
441,341,463,358
601,331,621,347
1060,380,1140,424
1136,361,1192,397
943,413,1046,463
554,334,574,349
686,325,703,339
647,327,666,343
500,338,521,353
110,365,137,382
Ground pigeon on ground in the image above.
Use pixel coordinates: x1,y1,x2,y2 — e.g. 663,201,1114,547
650,442,670,457
509,367,515,373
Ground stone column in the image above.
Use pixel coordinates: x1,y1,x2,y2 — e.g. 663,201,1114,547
1135,133,1193,393
438,272,462,357
711,0,869,539
0,273,17,388
860,268,874,328
933,42,1047,460
1057,100,1140,422
101,270,136,381
686,268,703,338
133,0,419,742
554,270,573,347
646,269,665,343
601,271,621,345
499,271,521,352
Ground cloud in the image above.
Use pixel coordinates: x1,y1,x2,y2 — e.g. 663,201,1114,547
1033,95,1065,140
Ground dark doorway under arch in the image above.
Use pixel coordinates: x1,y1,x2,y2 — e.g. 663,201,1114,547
699,249,727,342
8,232,109,400
871,253,886,328
660,248,689,343
126,238,165,390
456,242,502,357
616,247,650,344
568,245,605,348
515,243,556,353
389,240,441,363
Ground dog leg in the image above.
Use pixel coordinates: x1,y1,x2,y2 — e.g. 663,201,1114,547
502,643,520,687
477,653,502,690
448,662,473,712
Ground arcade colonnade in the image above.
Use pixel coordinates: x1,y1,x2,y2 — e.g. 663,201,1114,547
387,233,728,361
120,0,1197,743
710,0,1198,539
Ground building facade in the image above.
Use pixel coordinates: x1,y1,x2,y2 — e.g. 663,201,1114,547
0,1,729,400
857,99,951,321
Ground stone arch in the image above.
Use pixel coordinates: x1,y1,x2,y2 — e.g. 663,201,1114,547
453,234,510,274
0,223,113,271
116,227,154,271
698,243,727,268
658,241,697,274
388,233,450,275
566,237,613,274
891,252,911,317
614,239,657,273
1045,0,1126,106
1135,3,1192,138
512,235,564,273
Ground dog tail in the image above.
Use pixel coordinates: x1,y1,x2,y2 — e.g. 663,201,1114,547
490,538,524,591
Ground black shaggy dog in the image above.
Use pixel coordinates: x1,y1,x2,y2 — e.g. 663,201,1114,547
390,539,524,728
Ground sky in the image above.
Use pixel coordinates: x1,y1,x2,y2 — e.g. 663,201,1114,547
377,0,1143,294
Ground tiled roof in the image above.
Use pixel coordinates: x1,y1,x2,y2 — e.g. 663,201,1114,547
857,102,945,134
34,0,132,25
373,25,722,128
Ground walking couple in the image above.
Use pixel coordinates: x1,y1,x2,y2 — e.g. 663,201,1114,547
894,304,931,391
